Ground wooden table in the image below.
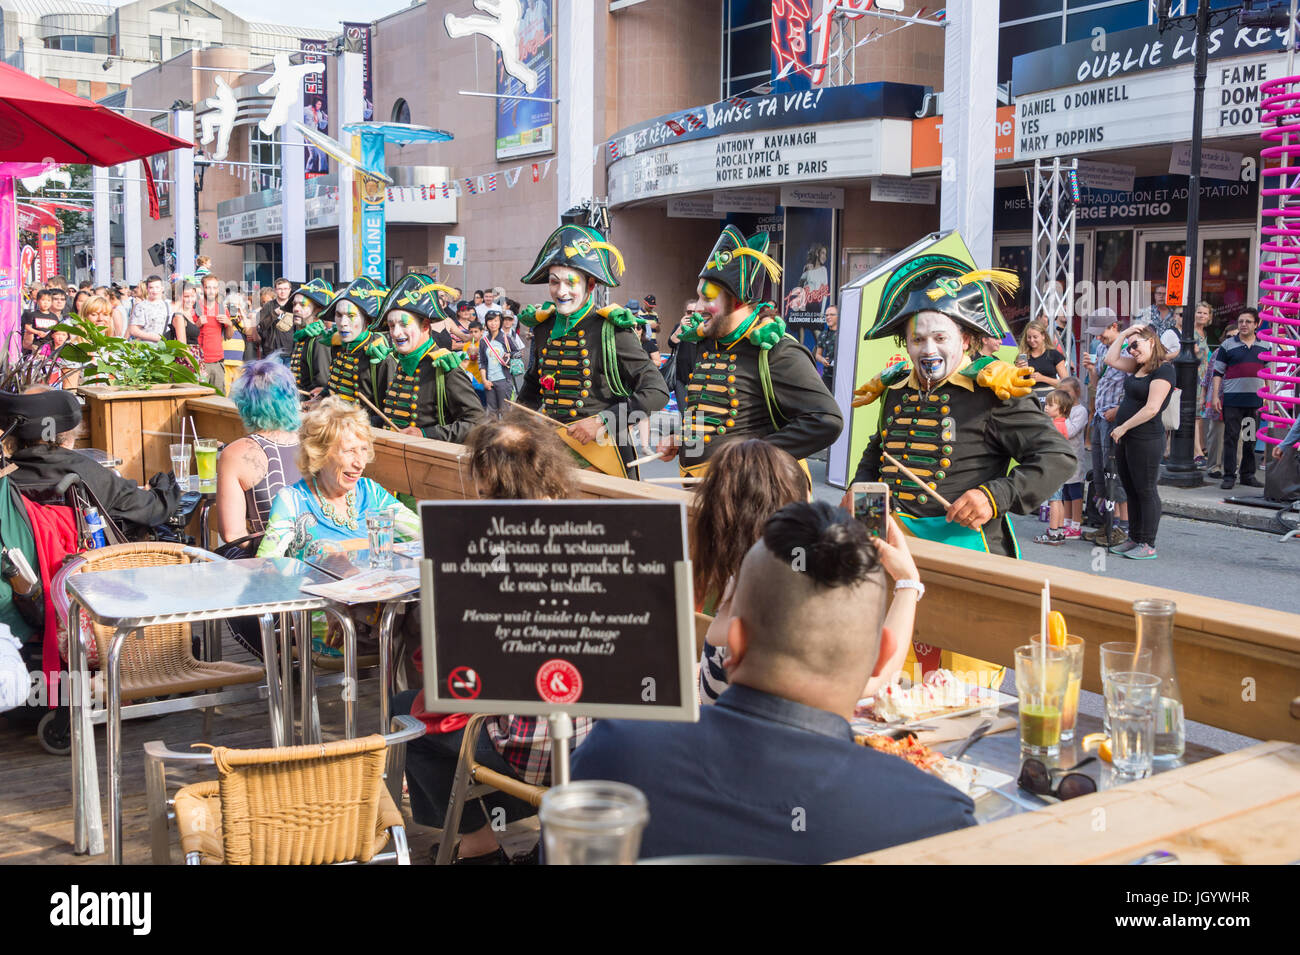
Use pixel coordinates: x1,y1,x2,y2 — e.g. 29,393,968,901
837,741,1300,864
78,384,213,487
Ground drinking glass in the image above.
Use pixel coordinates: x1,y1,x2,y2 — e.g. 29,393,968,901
366,509,396,570
1099,642,1153,734
194,438,219,493
1104,671,1161,778
1032,634,1085,741
169,443,191,489
1014,644,1071,757
539,781,649,865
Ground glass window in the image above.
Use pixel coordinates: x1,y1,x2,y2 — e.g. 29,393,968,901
76,80,89,97
244,241,282,290
1001,0,1065,22
170,37,194,58
729,37,770,82
728,0,772,25
149,35,162,60
723,0,771,100
248,127,280,192
1000,17,1065,84
1065,3,1149,40
1093,229,1134,322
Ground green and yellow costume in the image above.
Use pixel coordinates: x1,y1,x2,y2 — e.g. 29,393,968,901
677,227,842,476
377,273,485,442
288,277,335,393
320,277,395,424
516,225,668,477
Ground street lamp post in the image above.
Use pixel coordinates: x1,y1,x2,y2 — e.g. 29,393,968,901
1159,0,1212,488
1158,1,1293,486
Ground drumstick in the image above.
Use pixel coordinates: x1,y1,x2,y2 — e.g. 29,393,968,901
505,399,557,425
355,390,402,432
881,451,953,509
627,450,664,469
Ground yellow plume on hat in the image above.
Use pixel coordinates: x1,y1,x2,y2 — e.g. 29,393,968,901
562,239,626,277
411,281,458,299
926,268,1020,301
731,245,782,283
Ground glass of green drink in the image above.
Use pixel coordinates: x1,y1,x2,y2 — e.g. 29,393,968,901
1015,644,1071,757
1032,634,1085,741
194,438,219,493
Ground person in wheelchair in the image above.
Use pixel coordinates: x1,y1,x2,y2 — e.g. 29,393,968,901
0,388,183,537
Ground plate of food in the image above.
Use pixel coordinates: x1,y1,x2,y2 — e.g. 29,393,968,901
853,668,1016,731
855,732,1015,798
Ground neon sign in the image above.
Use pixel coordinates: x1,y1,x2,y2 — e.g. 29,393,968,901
772,0,906,87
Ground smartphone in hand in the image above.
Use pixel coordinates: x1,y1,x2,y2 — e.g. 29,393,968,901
850,482,890,539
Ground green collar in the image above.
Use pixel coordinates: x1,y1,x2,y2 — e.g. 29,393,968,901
396,336,436,377
345,331,372,355
550,296,594,340
717,306,762,346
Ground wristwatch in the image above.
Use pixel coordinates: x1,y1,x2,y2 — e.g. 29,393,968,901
893,579,925,600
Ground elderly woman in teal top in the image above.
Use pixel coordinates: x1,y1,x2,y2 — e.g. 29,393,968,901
257,396,419,560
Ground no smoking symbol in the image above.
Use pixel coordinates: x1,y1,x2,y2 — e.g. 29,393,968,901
447,666,481,700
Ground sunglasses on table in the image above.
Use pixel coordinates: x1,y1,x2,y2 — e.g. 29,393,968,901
1018,756,1098,801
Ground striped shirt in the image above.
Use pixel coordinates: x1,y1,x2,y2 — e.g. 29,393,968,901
1212,335,1267,408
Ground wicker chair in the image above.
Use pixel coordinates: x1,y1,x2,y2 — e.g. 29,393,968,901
54,542,264,702
434,713,548,865
144,716,425,864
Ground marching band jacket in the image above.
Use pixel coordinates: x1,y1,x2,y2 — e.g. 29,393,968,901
325,330,395,423
851,360,1076,557
680,315,842,471
380,339,485,443
517,304,669,443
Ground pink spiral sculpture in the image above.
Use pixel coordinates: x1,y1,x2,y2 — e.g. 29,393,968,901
1258,76,1300,444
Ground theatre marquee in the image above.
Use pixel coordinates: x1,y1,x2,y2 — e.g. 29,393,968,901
607,119,912,206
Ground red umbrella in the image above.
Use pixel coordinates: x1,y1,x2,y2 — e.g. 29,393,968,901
0,61,192,165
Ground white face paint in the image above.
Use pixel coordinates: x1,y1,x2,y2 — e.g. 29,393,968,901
335,302,367,343
386,309,428,354
547,266,591,317
907,311,966,385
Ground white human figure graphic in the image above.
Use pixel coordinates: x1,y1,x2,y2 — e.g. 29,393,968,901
199,76,237,160
19,163,70,192
256,53,324,135
444,0,538,93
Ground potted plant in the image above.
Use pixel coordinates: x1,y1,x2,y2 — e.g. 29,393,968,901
47,313,210,391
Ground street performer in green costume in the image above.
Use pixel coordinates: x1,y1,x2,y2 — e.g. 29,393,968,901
288,277,335,397
378,273,485,442
321,276,395,425
516,224,668,478
657,226,842,476
849,253,1075,559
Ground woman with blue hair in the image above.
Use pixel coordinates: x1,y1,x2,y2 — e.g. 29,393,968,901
216,355,303,542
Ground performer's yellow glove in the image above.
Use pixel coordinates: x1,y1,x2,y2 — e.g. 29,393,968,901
975,359,1035,400
852,374,888,408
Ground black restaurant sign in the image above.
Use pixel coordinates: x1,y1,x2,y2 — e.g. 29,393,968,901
1012,22,1289,96
419,500,696,720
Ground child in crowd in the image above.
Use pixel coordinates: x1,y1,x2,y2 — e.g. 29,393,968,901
1035,388,1085,545
460,320,487,407
1058,376,1089,537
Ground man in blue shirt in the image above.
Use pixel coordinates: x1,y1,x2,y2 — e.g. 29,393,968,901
571,502,975,864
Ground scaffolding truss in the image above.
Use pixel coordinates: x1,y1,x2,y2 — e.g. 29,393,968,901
1030,158,1078,342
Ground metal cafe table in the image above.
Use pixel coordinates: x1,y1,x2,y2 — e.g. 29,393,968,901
296,547,420,745
65,555,353,864
929,708,1223,824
